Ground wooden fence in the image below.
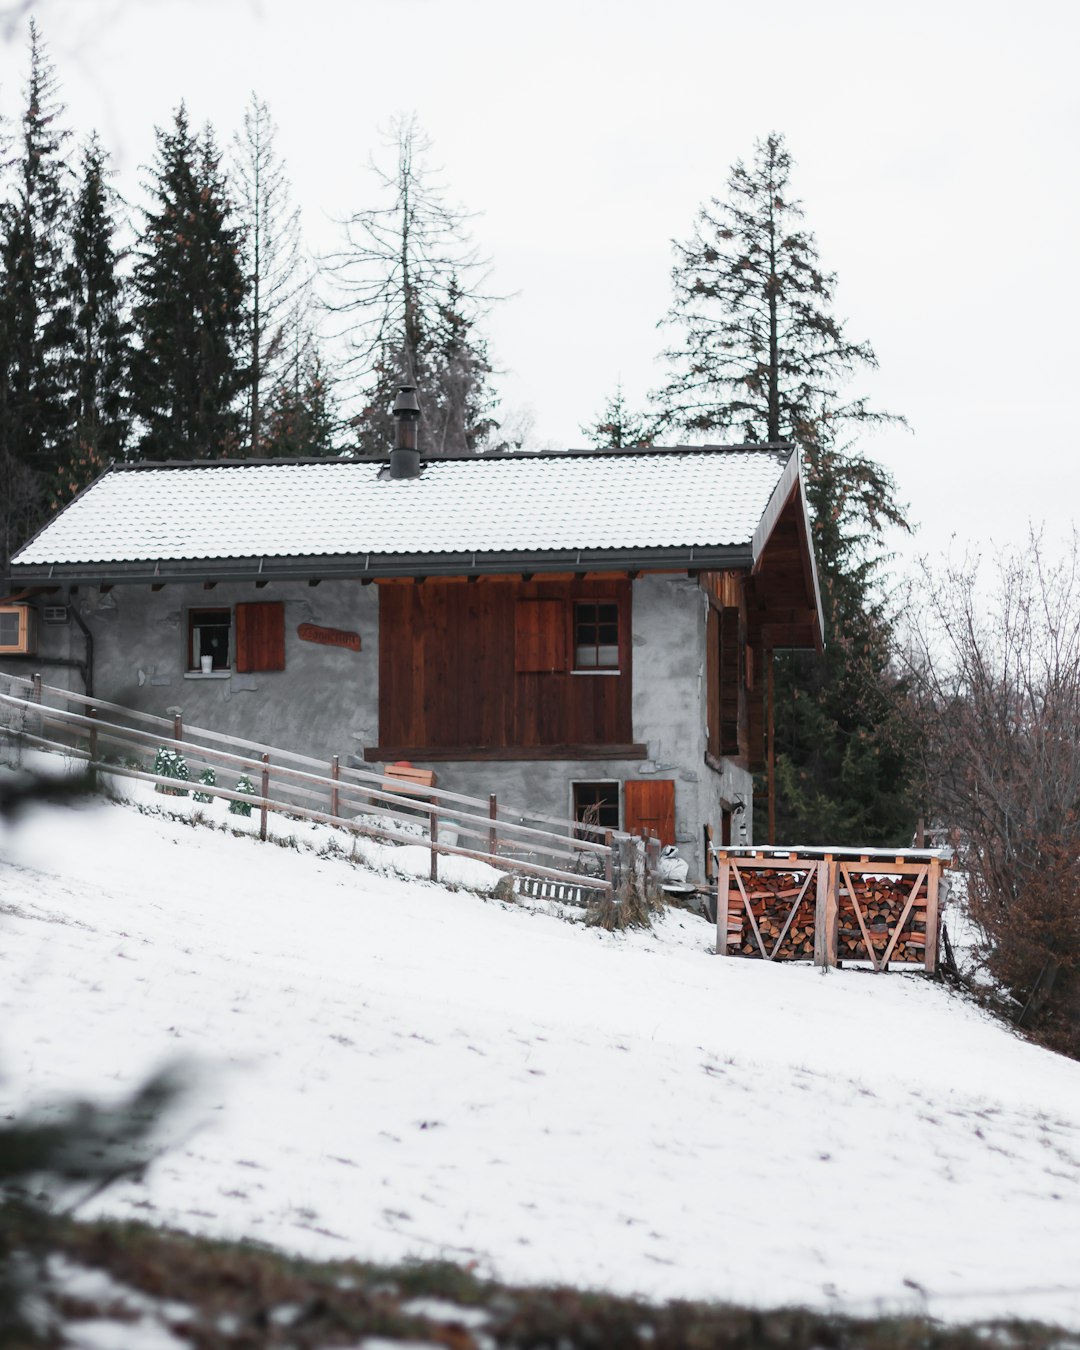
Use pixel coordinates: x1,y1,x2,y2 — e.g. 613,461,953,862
0,672,642,896
714,846,951,972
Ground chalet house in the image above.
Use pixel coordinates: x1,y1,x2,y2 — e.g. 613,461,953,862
1,407,822,877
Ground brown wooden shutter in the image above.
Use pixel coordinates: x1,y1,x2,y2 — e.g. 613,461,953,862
719,607,741,756
514,599,566,673
235,601,285,673
624,779,675,846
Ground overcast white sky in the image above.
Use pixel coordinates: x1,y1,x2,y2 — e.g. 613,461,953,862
3,0,1077,570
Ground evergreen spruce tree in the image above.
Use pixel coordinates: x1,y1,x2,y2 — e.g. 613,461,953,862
54,133,130,505
130,106,249,460
657,132,914,845
582,382,653,449
324,115,500,456
425,275,499,455
0,21,72,560
231,93,308,454
261,332,338,457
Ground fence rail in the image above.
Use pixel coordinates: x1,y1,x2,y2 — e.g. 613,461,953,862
0,672,635,893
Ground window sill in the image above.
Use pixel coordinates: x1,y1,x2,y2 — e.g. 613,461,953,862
183,671,232,680
571,668,621,676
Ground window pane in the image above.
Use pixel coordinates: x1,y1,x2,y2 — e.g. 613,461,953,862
595,644,619,668
598,623,618,645
598,604,618,625
575,645,598,667
191,610,231,670
0,613,18,646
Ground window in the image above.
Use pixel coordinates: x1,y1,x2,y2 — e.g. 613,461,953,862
573,781,620,834
188,608,231,671
187,602,286,674
0,605,36,654
573,601,619,671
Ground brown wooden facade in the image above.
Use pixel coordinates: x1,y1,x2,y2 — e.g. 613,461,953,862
369,576,641,762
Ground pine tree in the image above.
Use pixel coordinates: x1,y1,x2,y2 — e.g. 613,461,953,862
130,106,249,460
582,382,653,449
425,275,499,455
260,332,338,457
54,133,130,505
658,132,915,845
655,131,895,448
231,94,308,454
324,115,499,456
0,21,72,534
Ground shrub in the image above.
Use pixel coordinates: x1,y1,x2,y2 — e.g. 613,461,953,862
192,768,216,804
153,746,189,797
229,774,255,817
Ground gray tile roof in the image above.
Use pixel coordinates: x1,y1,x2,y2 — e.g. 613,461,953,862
11,446,795,573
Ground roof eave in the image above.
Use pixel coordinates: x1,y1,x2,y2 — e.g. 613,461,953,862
7,543,755,588
750,447,825,651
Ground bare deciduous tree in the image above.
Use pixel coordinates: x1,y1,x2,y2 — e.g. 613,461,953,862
908,533,1080,1052
232,93,308,454
323,114,498,457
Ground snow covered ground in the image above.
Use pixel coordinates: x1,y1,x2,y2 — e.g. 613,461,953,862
3,775,1080,1329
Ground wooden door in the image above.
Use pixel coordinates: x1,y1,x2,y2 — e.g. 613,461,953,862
624,779,675,846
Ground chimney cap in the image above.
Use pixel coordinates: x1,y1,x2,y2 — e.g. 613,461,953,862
392,385,420,420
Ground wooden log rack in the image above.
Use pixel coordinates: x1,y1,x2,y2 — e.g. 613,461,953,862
713,846,951,973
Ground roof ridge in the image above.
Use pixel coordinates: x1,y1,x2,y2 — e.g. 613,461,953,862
107,443,796,473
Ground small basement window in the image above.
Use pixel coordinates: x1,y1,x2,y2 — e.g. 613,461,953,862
572,780,620,835
188,608,231,672
573,600,619,671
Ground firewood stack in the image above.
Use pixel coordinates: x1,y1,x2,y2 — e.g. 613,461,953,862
837,874,926,965
725,869,817,959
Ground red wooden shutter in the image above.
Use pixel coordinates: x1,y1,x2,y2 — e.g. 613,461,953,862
624,779,676,846
514,599,566,673
235,601,285,672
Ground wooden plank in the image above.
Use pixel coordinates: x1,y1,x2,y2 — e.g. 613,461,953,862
878,866,928,969
364,743,648,761
715,860,730,955
924,860,941,973
840,861,881,972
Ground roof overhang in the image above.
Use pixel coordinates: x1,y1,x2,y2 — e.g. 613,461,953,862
7,542,755,589
749,447,825,651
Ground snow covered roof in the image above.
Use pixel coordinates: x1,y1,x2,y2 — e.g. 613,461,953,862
10,444,801,583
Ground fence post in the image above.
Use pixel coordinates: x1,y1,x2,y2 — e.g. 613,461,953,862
488,793,497,857
260,753,270,842
87,707,98,788
715,857,730,955
330,755,340,820
924,859,941,974
31,673,42,704
604,829,613,890
172,711,183,744
429,809,439,883
813,857,838,969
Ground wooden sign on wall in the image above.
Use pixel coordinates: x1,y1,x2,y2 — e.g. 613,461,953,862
297,622,361,652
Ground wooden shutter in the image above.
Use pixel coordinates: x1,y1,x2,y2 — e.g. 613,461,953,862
624,779,675,847
719,608,741,756
235,601,285,673
514,599,566,673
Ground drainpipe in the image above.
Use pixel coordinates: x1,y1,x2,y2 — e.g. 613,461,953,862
69,603,94,698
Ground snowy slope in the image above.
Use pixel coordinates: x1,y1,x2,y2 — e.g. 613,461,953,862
2,791,1080,1328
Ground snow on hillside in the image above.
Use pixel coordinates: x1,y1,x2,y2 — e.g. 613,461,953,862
3,787,1080,1329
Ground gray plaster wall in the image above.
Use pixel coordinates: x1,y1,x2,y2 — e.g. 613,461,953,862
5,580,380,768
4,572,753,876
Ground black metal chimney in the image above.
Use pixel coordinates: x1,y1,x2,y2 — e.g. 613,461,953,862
390,385,421,479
